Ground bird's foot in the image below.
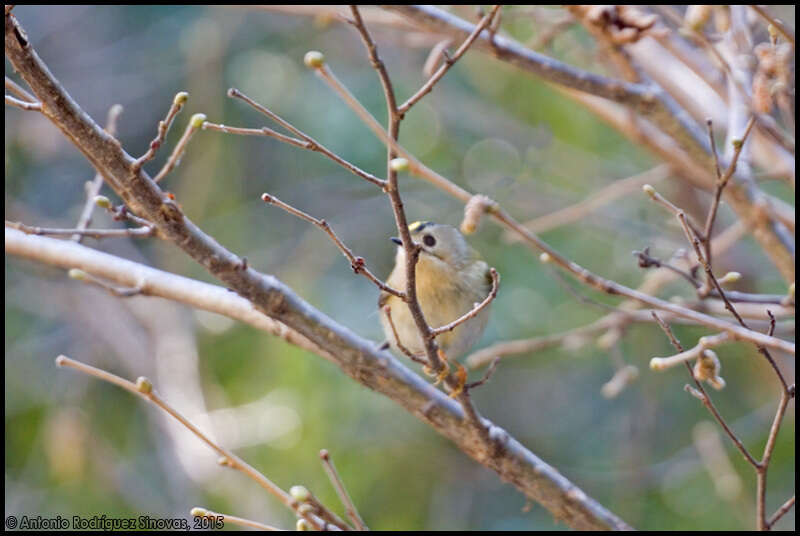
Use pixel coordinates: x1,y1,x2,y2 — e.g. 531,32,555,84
448,362,468,398
433,349,451,386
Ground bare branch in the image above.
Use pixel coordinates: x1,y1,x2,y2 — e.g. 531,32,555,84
6,228,329,361
5,75,35,102
55,355,336,531
701,117,757,273
319,450,367,531
650,313,760,468
6,220,155,239
5,93,40,110
766,495,796,529
55,357,291,505
382,305,426,366
224,88,386,188
152,113,206,183
261,193,403,298
649,332,730,371
72,104,124,242
750,5,795,46
397,5,501,114
132,92,188,171
431,268,499,336
758,386,795,530
513,165,672,237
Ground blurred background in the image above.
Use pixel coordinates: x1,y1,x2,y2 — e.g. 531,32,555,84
5,5,794,531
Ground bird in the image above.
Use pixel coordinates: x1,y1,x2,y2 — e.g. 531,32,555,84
378,221,493,396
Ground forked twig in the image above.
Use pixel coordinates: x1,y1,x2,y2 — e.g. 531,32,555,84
319,450,367,531
261,193,403,298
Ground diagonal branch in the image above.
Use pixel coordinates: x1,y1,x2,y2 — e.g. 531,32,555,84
260,193,403,298
397,5,501,114
430,268,499,336
54,355,338,531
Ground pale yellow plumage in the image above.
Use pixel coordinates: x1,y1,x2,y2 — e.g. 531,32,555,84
379,222,492,361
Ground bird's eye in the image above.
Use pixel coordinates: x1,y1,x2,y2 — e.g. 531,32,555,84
423,234,436,247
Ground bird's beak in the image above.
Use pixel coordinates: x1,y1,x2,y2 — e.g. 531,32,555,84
390,237,402,246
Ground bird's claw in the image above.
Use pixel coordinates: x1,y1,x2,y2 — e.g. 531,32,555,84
448,363,468,398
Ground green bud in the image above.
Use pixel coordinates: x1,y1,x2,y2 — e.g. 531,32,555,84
68,268,88,281
767,24,779,43
190,113,207,129
296,519,311,531
135,376,153,394
174,91,189,106
731,138,743,149
718,271,741,284
190,507,207,517
539,252,551,264
389,157,409,172
94,195,112,209
642,184,656,197
304,51,325,69
290,485,310,502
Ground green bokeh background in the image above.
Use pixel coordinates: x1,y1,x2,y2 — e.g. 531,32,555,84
5,5,795,531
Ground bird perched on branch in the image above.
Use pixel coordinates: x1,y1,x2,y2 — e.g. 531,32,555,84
379,221,494,397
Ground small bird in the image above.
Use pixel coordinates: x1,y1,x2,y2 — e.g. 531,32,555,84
379,221,493,393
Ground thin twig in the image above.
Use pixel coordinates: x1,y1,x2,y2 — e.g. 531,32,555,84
152,114,205,183
5,75,35,102
319,450,367,531
54,357,290,503
5,94,41,110
224,88,386,188
382,305,426,365
72,104,124,242
650,313,760,468
702,117,756,277
68,268,144,297
54,355,332,531
132,92,188,171
642,185,706,242
430,268,499,336
465,356,500,390
261,193,403,298
649,332,730,371
750,5,795,46
766,495,796,529
6,220,155,239
634,247,701,289
514,164,671,237
757,386,795,530
397,5,501,115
